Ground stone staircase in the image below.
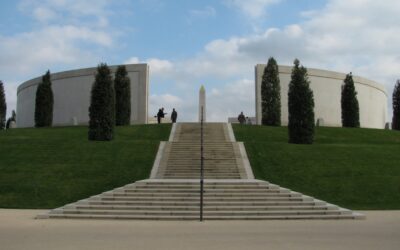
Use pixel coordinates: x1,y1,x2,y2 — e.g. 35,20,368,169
38,123,364,220
156,123,244,179
41,179,360,220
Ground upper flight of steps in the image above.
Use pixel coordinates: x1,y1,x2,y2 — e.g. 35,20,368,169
37,123,364,220
154,123,247,179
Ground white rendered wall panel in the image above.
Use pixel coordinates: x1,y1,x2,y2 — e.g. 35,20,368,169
17,64,148,128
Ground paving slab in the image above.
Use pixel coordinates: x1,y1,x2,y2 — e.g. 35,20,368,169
1,209,399,250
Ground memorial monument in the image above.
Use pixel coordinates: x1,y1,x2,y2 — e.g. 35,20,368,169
199,85,206,122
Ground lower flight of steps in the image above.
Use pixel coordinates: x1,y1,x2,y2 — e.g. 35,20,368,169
37,179,364,220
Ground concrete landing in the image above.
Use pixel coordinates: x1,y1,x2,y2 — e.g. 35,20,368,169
2,209,399,250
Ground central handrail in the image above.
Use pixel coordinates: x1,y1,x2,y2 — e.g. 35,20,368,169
200,106,204,222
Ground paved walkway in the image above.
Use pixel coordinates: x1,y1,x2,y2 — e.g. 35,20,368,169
1,209,399,250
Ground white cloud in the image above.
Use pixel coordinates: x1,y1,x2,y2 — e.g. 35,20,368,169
185,0,400,87
150,94,183,108
210,88,220,96
1,0,117,116
19,0,111,22
225,0,282,18
0,25,112,73
208,79,255,121
0,24,113,117
149,94,184,119
1,0,115,74
124,57,174,76
3,82,18,118
301,0,400,91
135,0,400,121
32,7,57,22
147,58,174,75
189,6,216,18
124,57,140,64
5,0,400,122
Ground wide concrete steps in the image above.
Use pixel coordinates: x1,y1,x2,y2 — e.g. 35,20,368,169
38,123,363,220
59,204,333,211
43,213,363,220
163,175,241,179
39,179,364,220
161,123,242,179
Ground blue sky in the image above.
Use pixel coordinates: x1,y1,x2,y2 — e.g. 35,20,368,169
1,0,399,121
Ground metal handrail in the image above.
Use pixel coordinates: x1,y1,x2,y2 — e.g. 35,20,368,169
200,106,204,221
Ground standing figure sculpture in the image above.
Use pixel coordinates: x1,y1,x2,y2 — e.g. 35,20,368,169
157,107,166,124
171,108,178,123
238,112,246,124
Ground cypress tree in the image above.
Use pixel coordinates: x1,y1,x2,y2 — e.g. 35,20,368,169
114,65,131,126
0,81,6,129
392,80,400,130
88,63,115,141
261,57,281,126
288,59,315,144
34,70,54,127
341,73,360,127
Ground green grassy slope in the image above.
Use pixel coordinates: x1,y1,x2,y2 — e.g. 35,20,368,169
233,125,400,210
0,124,171,209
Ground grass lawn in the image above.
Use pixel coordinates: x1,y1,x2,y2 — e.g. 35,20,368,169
0,124,171,209
233,125,400,210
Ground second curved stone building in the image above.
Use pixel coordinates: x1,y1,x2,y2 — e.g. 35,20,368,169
255,65,388,129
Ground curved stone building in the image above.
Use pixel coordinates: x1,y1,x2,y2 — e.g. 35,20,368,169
255,65,388,129
17,64,149,128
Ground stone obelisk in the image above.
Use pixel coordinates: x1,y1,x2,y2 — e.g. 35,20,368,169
199,85,206,122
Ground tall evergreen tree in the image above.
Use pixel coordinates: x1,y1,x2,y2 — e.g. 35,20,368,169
0,81,6,129
88,63,115,141
261,57,281,126
34,70,54,127
288,59,315,144
114,65,131,126
392,80,400,130
341,72,360,127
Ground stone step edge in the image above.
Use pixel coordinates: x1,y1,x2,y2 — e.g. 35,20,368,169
98,193,303,198
37,213,365,220
59,205,338,210
141,179,268,183
50,208,354,216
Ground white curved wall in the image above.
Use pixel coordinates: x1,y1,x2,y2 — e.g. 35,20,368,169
17,64,149,128
255,65,388,129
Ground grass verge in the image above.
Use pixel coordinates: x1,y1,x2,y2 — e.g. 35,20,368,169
233,124,400,210
0,124,171,209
